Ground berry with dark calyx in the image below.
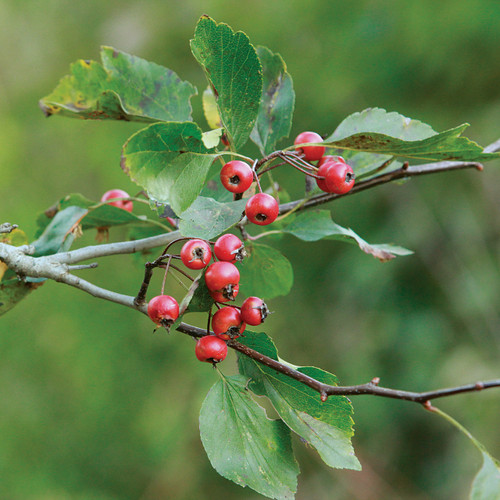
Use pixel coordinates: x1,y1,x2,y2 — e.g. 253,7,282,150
220,160,254,194
245,193,279,226
181,238,212,270
212,306,246,340
321,161,355,195
195,335,228,364
205,261,240,302
101,189,133,212
147,295,179,327
214,234,246,263
294,131,325,162
209,284,239,303
240,296,269,326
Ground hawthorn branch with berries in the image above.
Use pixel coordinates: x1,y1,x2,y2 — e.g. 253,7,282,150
2,221,500,406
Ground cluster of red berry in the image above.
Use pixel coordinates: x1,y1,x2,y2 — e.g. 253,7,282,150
218,132,355,230
99,132,353,366
220,160,279,226
294,131,355,194
144,234,269,365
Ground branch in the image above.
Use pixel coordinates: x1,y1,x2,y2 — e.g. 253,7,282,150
277,137,500,215
51,230,181,264
175,322,500,405
0,223,18,234
2,241,498,405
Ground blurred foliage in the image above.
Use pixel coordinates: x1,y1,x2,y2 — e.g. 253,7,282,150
1,1,499,499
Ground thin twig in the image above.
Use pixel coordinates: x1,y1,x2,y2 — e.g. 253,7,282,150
174,322,500,404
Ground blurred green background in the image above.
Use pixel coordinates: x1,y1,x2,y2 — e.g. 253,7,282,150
1,1,500,499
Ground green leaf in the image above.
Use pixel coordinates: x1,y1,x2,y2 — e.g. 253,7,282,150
200,374,299,499
238,242,293,299
178,196,246,240
238,332,360,471
471,452,500,500
35,194,165,239
190,16,262,150
283,210,412,262
250,46,295,155
121,122,218,215
40,46,197,122
328,108,438,177
32,206,88,257
0,278,43,317
323,122,497,163
179,273,213,314
331,108,437,142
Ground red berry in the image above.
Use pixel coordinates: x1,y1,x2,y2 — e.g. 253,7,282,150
205,262,240,302
147,295,179,326
318,155,346,166
245,193,279,226
101,189,133,212
212,306,246,340
240,296,269,326
195,335,228,363
316,162,332,192
180,239,212,270
294,131,325,162
214,234,246,262
319,161,355,194
220,160,254,194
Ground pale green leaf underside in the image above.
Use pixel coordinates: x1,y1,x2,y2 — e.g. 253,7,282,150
328,108,437,177
331,108,437,142
178,196,247,240
250,45,295,155
283,210,412,261
470,452,500,500
32,206,88,257
121,122,217,215
40,46,197,122
190,16,262,150
200,374,299,499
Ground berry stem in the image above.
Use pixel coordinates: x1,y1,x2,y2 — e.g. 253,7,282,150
251,159,264,194
160,255,173,294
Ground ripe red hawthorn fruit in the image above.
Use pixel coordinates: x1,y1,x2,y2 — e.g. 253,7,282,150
212,306,246,340
100,189,133,212
220,160,254,194
205,261,240,302
318,155,346,166
195,335,228,363
214,234,246,263
245,193,279,226
294,131,325,162
180,239,212,270
317,161,355,195
147,295,179,326
240,296,269,326
209,284,239,303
